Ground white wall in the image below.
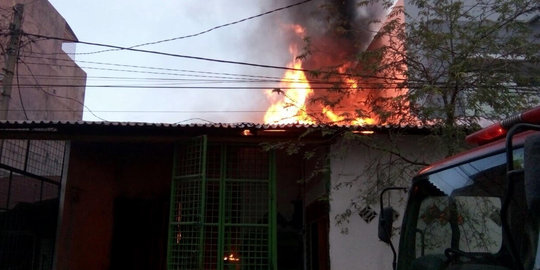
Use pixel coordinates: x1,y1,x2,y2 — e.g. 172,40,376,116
328,134,443,270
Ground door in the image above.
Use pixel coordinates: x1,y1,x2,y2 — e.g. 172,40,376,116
167,137,277,270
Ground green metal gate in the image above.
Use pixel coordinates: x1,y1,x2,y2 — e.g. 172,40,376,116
167,136,277,270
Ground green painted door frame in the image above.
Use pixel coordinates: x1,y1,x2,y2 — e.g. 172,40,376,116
167,137,277,270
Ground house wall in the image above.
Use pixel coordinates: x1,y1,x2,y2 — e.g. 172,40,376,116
55,140,314,270
55,142,173,270
328,135,443,270
0,0,86,121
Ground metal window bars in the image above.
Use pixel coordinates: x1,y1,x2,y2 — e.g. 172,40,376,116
0,139,65,270
168,137,276,270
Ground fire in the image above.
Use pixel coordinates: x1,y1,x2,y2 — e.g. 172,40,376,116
262,0,414,126
319,74,376,125
264,55,377,125
351,118,375,125
287,24,306,37
263,44,314,124
263,24,380,126
322,106,343,122
223,253,240,262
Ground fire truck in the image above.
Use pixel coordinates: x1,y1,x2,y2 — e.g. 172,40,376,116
379,106,540,270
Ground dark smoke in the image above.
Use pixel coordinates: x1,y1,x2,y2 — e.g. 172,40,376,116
283,0,387,69
244,0,388,70
243,0,390,123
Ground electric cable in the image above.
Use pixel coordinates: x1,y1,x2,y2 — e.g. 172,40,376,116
18,57,107,121
174,118,215,124
21,61,288,82
5,84,411,91
67,0,314,56
23,54,286,81
22,32,410,82
0,108,387,114
15,58,415,87
15,41,28,119
19,55,416,87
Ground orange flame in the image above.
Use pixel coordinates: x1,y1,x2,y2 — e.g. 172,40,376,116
264,0,414,126
223,253,240,262
264,24,383,126
287,24,306,37
264,42,314,124
318,73,376,125
264,56,378,125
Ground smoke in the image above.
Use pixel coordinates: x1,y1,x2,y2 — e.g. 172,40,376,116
236,0,391,123
255,0,388,69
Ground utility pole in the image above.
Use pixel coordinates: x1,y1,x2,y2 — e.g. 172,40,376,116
0,4,24,120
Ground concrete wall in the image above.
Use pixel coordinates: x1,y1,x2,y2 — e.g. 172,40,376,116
55,142,173,270
328,134,443,270
0,0,86,120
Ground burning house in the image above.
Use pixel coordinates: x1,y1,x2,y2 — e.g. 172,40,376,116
0,1,430,269
0,120,437,270
5,0,534,269
0,1,431,270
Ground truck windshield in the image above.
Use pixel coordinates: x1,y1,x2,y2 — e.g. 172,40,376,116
397,148,539,270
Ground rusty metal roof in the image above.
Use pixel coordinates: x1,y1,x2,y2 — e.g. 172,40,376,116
0,120,430,129
0,120,434,142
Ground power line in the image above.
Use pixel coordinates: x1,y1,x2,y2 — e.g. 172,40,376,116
22,32,409,82
10,84,410,91
18,58,107,121
23,54,286,81
10,66,409,86
73,0,314,56
14,70,405,88
8,68,394,84
21,60,287,82
25,32,309,71
10,59,427,88
20,54,413,86
174,118,215,124
22,53,531,90
10,80,537,92
23,62,278,81
10,72,409,87
0,109,379,114
15,38,28,119
19,58,410,86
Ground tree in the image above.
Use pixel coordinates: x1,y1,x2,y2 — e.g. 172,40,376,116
317,0,540,155
278,0,539,220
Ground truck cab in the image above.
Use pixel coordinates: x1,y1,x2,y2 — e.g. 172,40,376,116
383,106,540,270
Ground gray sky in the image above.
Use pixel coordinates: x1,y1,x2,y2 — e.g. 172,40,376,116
47,0,391,124
48,0,294,123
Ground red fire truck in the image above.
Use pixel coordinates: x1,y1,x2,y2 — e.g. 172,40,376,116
379,106,540,270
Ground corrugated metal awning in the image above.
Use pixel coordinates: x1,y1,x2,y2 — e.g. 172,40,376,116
0,120,434,142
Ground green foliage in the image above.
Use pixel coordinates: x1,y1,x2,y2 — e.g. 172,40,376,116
291,0,539,228
307,0,539,157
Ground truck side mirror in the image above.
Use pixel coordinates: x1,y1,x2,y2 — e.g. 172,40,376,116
378,207,396,243
377,187,407,270
525,134,540,216
378,187,407,244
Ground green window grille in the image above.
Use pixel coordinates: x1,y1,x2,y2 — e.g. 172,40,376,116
168,136,277,270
